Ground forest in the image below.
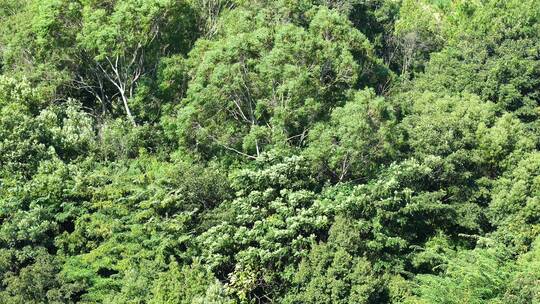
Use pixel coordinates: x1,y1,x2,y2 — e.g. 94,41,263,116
0,0,539,303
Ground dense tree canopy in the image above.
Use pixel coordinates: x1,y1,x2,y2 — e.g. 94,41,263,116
0,0,539,303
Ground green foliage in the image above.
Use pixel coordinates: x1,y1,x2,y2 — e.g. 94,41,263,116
150,260,231,304
198,155,329,301
394,0,445,76
0,0,199,123
408,238,540,304
0,250,62,304
410,247,512,304
333,159,460,271
283,217,386,304
414,0,540,121
1,0,539,303
0,76,95,177
305,88,400,182
78,0,195,60
169,4,389,159
489,152,540,254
